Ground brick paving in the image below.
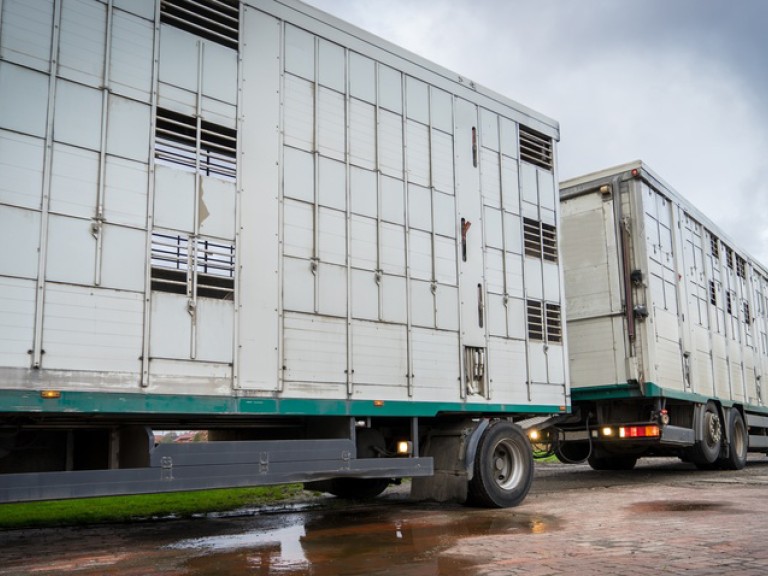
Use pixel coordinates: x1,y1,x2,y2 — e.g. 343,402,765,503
445,476,768,575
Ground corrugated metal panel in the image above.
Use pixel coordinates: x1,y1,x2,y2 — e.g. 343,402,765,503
318,156,345,210
58,0,106,87
101,224,146,292
53,80,103,150
0,207,41,279
106,95,150,163
500,117,518,159
110,9,154,102
318,87,345,160
410,280,434,328
488,337,527,404
351,321,407,387
349,98,376,169
485,249,504,295
0,63,48,137
430,129,454,193
42,284,143,374
378,110,403,177
481,149,501,208
406,120,429,186
0,0,54,72
505,253,524,298
283,74,314,151
318,207,347,265
284,313,346,383
0,277,36,368
0,130,44,210
410,328,459,395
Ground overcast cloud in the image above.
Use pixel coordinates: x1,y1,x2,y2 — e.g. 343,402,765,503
304,0,768,265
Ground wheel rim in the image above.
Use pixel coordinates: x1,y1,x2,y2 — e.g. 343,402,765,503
704,410,721,448
492,438,525,491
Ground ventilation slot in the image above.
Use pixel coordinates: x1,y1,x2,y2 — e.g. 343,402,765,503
160,0,239,50
155,108,237,180
541,222,558,262
546,303,562,343
523,218,542,259
736,256,746,279
710,235,719,259
527,300,544,341
519,125,553,171
151,233,190,296
151,233,235,299
709,280,717,306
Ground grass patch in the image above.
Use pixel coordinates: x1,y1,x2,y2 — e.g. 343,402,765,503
0,484,305,530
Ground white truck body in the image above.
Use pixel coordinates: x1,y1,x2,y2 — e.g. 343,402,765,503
0,0,565,505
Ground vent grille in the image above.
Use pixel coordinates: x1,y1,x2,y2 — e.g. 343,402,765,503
710,235,719,259
160,0,239,50
155,108,237,180
523,218,542,259
546,303,562,343
736,256,746,279
523,218,558,262
519,125,553,171
709,280,717,306
527,300,544,341
541,222,558,262
151,232,235,299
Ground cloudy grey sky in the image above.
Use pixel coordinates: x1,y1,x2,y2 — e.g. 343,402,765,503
303,0,768,265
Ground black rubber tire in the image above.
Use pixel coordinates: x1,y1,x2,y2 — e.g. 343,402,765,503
466,421,533,508
587,455,638,471
689,401,723,467
555,441,590,464
719,409,748,470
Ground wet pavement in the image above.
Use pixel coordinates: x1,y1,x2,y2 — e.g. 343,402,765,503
3,457,768,575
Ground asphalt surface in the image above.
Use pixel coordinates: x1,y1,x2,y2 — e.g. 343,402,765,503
2,456,768,575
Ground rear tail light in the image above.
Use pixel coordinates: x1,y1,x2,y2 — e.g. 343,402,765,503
619,425,660,438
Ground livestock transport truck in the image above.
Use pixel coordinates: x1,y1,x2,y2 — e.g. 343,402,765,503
554,161,768,471
0,0,568,506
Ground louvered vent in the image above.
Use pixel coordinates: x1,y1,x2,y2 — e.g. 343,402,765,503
546,303,562,343
519,125,553,171
155,108,237,180
160,0,239,50
523,218,542,259
541,222,558,262
527,300,544,341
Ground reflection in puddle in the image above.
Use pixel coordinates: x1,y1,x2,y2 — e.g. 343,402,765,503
168,507,560,575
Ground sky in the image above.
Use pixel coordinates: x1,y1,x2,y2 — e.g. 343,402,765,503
303,0,768,265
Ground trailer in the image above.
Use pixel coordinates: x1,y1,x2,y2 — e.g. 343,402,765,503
0,0,567,507
555,161,768,470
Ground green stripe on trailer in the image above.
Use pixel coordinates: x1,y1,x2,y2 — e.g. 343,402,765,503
0,389,567,418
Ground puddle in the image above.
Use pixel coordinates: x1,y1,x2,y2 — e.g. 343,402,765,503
169,507,561,576
628,500,732,513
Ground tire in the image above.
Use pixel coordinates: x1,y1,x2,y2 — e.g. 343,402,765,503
587,455,637,471
688,401,723,467
719,409,748,470
555,441,590,464
467,421,533,508
325,428,390,500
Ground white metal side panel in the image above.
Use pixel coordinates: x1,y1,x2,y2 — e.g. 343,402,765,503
100,224,146,292
0,130,44,210
351,269,378,321
106,95,150,163
350,166,376,217
0,61,50,137
147,358,232,395
0,0,54,72
381,274,407,324
283,147,314,203
196,299,234,364
45,214,95,285
201,41,238,105
317,263,347,318
410,279,434,329
283,257,314,314
149,292,192,360
454,97,485,346
410,328,460,401
380,222,406,276
58,0,106,87
198,175,236,241
237,6,281,391
349,98,376,170
50,143,98,218
283,200,314,260
42,284,142,375
109,9,154,103
153,164,195,233
0,277,36,368
566,317,623,387
283,313,346,385
0,207,40,279
351,321,407,389
318,156,345,211
53,79,102,150
104,156,148,229
350,215,377,270
435,284,459,331
488,337,528,404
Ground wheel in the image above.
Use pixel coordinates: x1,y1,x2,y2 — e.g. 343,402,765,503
467,421,533,508
587,455,637,471
688,401,723,467
555,441,590,464
719,409,748,470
